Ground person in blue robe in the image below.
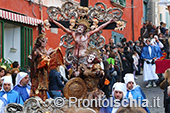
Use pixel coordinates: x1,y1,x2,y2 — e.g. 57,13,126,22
0,97,7,113
0,76,23,105
150,35,164,58
99,82,128,113
141,39,158,87
124,73,150,113
13,72,31,102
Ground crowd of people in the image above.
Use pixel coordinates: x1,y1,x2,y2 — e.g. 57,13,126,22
0,21,169,113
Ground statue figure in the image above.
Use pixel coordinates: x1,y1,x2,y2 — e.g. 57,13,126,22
30,34,50,101
50,18,114,58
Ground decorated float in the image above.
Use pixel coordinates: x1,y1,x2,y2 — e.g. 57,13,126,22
4,0,126,113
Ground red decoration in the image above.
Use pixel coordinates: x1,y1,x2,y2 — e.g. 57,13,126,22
155,59,170,73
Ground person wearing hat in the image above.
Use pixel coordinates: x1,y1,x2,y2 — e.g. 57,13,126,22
99,82,127,113
0,76,23,105
13,72,30,102
124,73,150,113
141,39,158,88
150,35,164,58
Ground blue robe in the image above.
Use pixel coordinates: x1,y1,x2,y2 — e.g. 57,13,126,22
99,97,128,113
141,45,157,60
13,85,31,102
0,97,7,113
0,90,23,105
126,86,150,113
154,42,163,58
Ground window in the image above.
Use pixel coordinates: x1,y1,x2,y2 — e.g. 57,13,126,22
160,13,162,22
111,0,126,8
21,26,33,67
112,31,124,44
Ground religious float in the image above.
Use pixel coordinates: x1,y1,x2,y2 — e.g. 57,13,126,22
4,0,126,113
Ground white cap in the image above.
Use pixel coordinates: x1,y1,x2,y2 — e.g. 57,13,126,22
2,76,13,92
15,72,28,86
154,35,158,40
124,73,136,89
112,82,127,98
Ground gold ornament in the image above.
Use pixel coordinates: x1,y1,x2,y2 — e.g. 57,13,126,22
77,18,91,30
35,89,39,94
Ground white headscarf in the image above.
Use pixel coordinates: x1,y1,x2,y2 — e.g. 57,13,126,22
124,73,138,98
144,38,151,46
1,76,13,92
124,73,136,87
112,82,127,98
15,72,28,86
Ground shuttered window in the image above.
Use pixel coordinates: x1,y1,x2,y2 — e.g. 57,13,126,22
21,26,33,67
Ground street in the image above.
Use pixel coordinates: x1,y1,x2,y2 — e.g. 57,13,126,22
136,75,164,113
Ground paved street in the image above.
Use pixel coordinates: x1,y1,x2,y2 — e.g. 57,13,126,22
136,75,164,113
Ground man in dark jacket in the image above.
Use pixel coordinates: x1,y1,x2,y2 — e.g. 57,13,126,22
140,23,149,41
49,69,65,99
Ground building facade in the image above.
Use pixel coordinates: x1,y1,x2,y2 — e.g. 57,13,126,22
146,0,170,29
0,0,143,67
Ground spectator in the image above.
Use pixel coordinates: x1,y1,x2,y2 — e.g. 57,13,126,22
140,23,149,41
151,25,157,35
160,69,170,113
132,51,139,79
148,32,154,39
0,67,6,89
49,69,65,99
0,76,23,105
117,46,126,82
10,68,19,86
133,41,142,75
163,29,170,58
146,21,153,33
13,72,30,102
160,22,166,35
101,59,112,98
123,47,133,74
105,44,110,52
12,61,20,69
128,40,134,53
108,38,115,51
121,38,127,47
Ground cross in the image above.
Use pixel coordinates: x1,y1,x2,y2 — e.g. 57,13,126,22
50,0,117,29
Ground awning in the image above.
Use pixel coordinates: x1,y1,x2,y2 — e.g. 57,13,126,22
0,9,43,26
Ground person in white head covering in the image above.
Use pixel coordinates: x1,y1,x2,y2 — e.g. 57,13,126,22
151,35,164,59
13,72,30,102
141,39,158,88
99,82,127,113
124,73,150,113
0,76,23,105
